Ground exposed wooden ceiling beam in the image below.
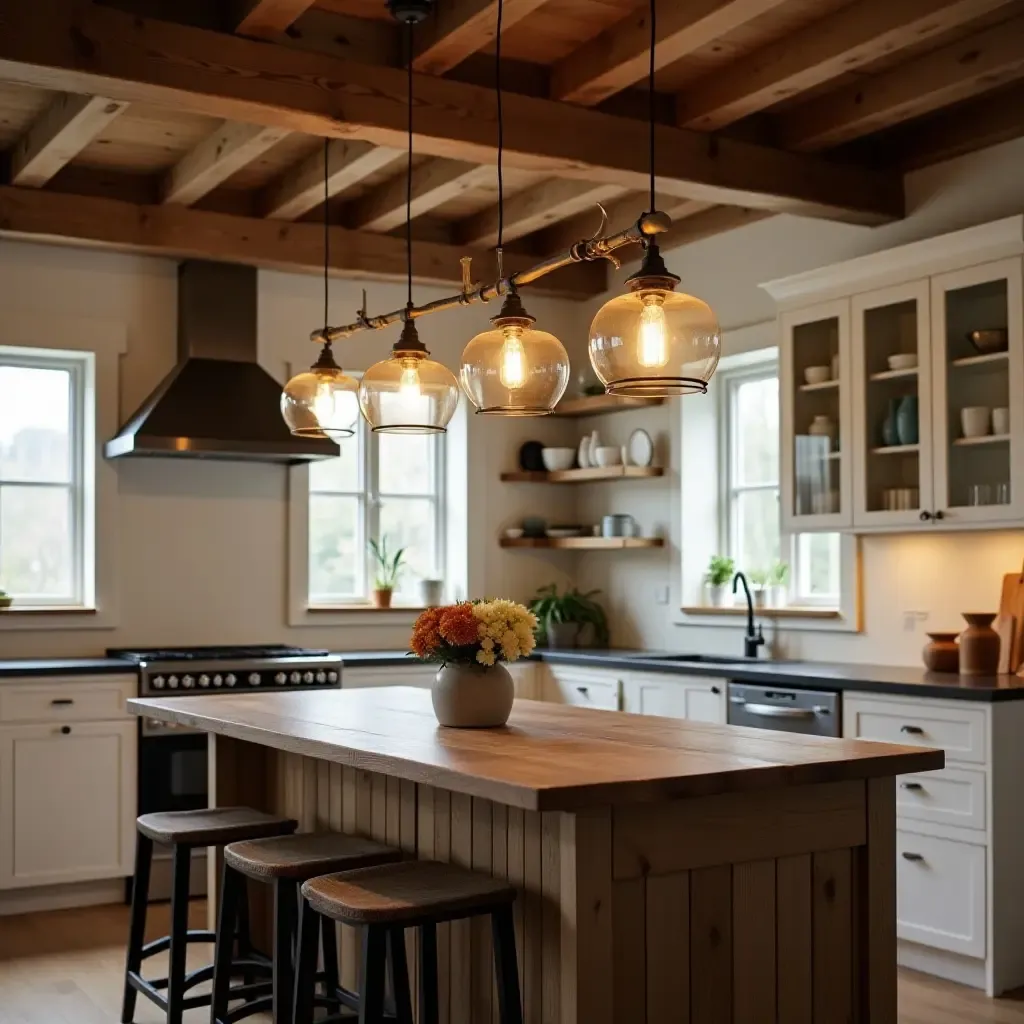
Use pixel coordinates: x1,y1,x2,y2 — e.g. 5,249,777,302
779,11,1024,151
0,0,904,224
235,0,318,39
657,204,773,251
456,180,628,248
162,121,289,206
412,0,547,76
263,140,404,221
348,160,492,233
551,0,789,107
0,184,606,298
11,93,128,187
677,0,1011,131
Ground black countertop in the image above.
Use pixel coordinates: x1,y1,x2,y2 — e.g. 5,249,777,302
0,657,137,678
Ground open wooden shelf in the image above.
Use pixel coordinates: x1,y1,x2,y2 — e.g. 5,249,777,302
499,536,664,550
952,351,1009,369
551,394,665,417
869,367,918,382
798,379,839,392
953,433,1010,447
501,466,663,483
871,443,920,456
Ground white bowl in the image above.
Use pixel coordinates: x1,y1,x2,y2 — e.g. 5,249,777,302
887,353,918,371
804,365,831,385
503,527,524,540
541,447,576,472
961,406,991,439
593,445,621,467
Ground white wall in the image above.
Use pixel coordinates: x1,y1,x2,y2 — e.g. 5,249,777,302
574,136,1024,665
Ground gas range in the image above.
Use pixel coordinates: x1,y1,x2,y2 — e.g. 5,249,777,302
108,644,342,697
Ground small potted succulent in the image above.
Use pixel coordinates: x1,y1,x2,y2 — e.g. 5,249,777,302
368,536,406,609
704,555,735,607
528,584,609,649
0,588,10,610
748,568,770,609
768,560,790,608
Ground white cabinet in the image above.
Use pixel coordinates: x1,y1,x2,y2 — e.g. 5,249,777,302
622,672,726,723
343,661,538,699
543,664,622,710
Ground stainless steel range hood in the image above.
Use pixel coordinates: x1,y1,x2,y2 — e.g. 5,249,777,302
105,261,339,463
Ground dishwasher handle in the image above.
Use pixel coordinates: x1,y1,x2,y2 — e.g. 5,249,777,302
730,700,819,719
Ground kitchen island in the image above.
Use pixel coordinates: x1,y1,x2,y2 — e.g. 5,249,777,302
130,686,943,1024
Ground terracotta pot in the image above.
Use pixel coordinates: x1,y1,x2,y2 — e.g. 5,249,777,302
432,662,514,728
959,613,1000,676
372,588,393,609
922,631,959,673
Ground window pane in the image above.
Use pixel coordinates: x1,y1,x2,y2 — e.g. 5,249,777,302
733,488,780,576
734,376,779,486
378,433,434,495
796,532,841,600
308,435,360,493
379,497,437,601
0,485,72,598
0,365,71,483
309,495,361,601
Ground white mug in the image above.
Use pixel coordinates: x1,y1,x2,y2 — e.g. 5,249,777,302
961,406,991,439
993,407,1010,435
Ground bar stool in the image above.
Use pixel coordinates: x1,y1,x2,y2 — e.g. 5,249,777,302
294,859,523,1024
212,832,402,1024
121,807,297,1024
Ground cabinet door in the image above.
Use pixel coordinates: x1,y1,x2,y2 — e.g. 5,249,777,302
342,665,437,689
851,280,934,530
780,300,853,532
931,257,1024,526
545,666,621,710
624,673,726,723
0,720,137,889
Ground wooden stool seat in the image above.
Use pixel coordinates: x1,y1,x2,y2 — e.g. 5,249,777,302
302,859,516,926
136,806,297,845
224,831,401,882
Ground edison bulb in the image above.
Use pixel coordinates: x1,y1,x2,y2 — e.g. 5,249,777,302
399,359,422,397
637,294,669,368
498,328,528,390
281,359,358,438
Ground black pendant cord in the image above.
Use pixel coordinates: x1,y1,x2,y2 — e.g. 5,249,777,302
406,21,414,312
496,0,504,263
647,0,656,218
323,137,330,335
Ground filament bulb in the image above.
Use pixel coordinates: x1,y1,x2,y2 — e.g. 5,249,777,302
638,294,669,369
399,359,422,397
499,327,528,390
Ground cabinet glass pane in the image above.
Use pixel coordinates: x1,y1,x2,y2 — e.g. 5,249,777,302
941,279,1010,510
792,318,840,517
861,298,922,512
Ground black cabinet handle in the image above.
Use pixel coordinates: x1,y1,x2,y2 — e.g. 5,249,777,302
934,510,945,521
900,782,924,791
901,852,925,862
51,698,74,706
919,511,932,521
60,725,72,735
576,686,589,696
901,724,924,735
711,686,721,695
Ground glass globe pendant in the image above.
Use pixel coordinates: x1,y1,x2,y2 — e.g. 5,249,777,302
281,342,359,438
358,315,460,434
588,239,721,396
460,289,570,415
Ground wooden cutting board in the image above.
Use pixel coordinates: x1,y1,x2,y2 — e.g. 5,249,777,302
998,561,1024,672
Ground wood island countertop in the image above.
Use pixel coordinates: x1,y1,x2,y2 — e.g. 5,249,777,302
130,686,942,811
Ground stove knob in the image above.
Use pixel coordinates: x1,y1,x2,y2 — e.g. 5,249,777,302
182,674,194,689
290,672,301,684
327,671,339,683
275,672,287,684
213,674,223,687
303,671,314,683
248,672,261,686
152,676,165,689
198,674,210,688
168,675,179,689
225,674,236,687
315,671,326,683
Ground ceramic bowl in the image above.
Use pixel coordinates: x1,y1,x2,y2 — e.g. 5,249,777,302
541,447,576,472
887,353,918,371
804,365,831,385
967,329,1008,355
503,527,524,540
593,445,622,467
961,406,991,438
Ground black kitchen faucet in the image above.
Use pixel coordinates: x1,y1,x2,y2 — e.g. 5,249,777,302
732,572,765,659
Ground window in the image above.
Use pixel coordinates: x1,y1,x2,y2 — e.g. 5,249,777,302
0,347,93,607
720,359,841,607
307,419,444,607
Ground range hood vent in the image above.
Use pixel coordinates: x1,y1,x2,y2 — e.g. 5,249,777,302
105,261,338,463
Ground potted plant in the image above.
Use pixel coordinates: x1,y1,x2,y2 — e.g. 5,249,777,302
748,568,770,609
0,588,10,610
704,555,735,607
528,585,609,649
410,600,537,727
768,560,790,608
368,536,405,609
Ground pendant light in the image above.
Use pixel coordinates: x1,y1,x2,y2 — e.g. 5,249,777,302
358,23,460,434
587,0,721,397
281,140,359,438
459,0,569,416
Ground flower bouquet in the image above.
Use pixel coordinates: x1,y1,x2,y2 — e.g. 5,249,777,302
410,600,537,727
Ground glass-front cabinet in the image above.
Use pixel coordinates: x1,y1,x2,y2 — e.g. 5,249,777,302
780,300,853,532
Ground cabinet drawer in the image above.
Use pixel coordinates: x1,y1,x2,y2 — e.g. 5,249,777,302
0,676,136,724
897,767,986,832
549,672,620,711
897,829,986,958
845,696,986,764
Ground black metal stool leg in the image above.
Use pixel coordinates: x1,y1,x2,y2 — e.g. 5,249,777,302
386,927,414,1024
273,878,299,1024
320,914,341,997
492,906,523,1024
211,861,243,1024
359,926,388,1024
293,898,320,1024
166,844,193,1024
236,875,256,986
121,833,153,1023
418,923,439,1024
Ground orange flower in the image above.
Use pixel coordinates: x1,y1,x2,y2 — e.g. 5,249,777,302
410,607,441,658
438,603,479,647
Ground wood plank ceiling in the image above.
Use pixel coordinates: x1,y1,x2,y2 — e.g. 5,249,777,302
0,0,1021,298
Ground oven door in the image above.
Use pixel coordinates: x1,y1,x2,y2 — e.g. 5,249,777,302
727,682,841,737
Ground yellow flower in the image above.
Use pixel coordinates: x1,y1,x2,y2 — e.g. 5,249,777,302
476,648,496,666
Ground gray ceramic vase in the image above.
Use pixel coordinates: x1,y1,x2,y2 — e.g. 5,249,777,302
896,395,919,445
432,661,514,728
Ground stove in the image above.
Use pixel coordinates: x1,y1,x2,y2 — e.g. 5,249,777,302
108,644,342,697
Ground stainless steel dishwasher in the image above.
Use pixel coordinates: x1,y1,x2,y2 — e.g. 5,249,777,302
727,681,840,737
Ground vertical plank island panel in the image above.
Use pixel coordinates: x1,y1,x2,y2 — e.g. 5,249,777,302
733,859,776,1024
690,864,733,1024
646,872,689,1023
813,848,854,1024
612,877,646,1023
862,777,897,1024
776,854,813,1024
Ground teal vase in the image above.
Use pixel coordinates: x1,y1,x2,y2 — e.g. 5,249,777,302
881,399,900,447
896,395,919,445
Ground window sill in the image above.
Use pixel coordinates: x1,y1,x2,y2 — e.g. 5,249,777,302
0,606,97,615
306,605,427,614
680,605,840,620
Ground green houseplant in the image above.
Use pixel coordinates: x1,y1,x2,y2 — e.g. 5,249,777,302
704,555,735,607
768,559,789,608
0,588,10,610
529,584,609,649
748,568,770,609
368,536,406,609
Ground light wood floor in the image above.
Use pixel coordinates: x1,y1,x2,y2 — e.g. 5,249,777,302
0,902,1022,1022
